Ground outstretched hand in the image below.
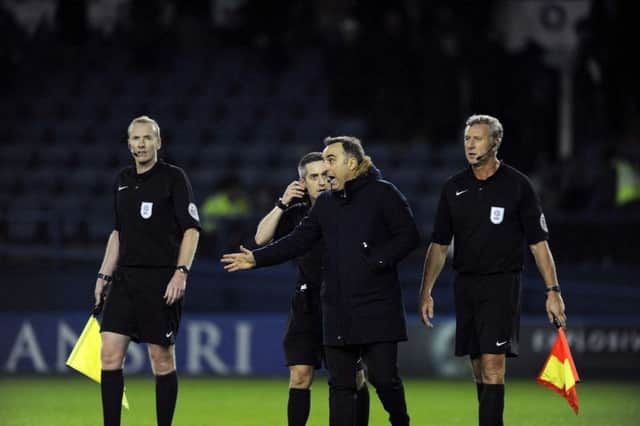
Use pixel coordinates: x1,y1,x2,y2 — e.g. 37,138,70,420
221,245,256,272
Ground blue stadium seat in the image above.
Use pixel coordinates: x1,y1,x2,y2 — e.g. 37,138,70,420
63,168,99,195
0,144,36,167
87,209,113,239
37,145,74,166
5,196,48,242
22,169,60,196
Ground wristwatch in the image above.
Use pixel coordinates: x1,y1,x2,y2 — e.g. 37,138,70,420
545,285,561,293
97,273,112,282
176,265,190,275
275,198,289,210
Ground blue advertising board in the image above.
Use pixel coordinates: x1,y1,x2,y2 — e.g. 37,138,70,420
2,313,639,379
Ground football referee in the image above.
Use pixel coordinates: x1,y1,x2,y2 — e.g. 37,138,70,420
419,114,566,426
94,116,200,426
254,152,369,426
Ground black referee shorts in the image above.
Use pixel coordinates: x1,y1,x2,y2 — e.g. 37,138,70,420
283,283,324,369
454,272,521,358
101,267,182,347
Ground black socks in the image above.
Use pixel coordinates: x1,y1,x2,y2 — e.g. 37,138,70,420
101,369,124,426
476,382,484,403
479,383,504,426
288,388,311,426
155,370,178,426
102,368,178,426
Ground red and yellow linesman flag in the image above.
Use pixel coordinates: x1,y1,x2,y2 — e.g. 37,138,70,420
66,315,129,409
536,327,580,414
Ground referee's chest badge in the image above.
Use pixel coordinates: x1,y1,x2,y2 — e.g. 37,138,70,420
140,202,153,219
490,206,504,224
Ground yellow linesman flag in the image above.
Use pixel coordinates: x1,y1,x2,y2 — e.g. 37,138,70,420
66,315,129,409
537,327,580,414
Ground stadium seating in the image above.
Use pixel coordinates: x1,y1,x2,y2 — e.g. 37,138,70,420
1,42,637,316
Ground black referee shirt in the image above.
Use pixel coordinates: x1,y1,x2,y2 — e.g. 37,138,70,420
114,160,201,267
431,162,548,274
273,196,323,287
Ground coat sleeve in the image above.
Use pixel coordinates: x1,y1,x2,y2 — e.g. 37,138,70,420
253,203,322,267
367,183,420,270
273,207,297,240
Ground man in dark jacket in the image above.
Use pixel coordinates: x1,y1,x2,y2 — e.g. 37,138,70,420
222,136,420,426
254,152,370,426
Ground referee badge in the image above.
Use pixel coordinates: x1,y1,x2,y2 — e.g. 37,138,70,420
490,206,504,224
140,202,153,219
188,202,200,221
540,213,549,232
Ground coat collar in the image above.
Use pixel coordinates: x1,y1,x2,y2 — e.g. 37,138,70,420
332,166,381,201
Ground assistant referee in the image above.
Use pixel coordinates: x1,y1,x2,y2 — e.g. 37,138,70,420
419,114,566,426
94,116,200,426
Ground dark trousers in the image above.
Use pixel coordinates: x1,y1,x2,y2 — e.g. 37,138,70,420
325,342,409,426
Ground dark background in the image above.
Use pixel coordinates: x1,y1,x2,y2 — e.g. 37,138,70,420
1,0,639,319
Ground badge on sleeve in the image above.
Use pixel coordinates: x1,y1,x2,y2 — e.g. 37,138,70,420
188,202,200,221
540,213,549,232
490,206,504,224
140,202,153,219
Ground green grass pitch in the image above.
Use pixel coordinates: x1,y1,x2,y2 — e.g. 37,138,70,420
1,377,638,425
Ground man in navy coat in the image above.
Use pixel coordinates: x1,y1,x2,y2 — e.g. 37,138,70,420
222,136,419,425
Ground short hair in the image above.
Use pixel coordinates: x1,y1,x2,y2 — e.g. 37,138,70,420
465,114,503,142
298,152,324,178
323,136,365,164
128,115,161,139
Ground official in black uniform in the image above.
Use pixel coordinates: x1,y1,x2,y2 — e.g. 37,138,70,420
94,116,200,426
223,137,419,426
254,152,369,426
418,114,567,426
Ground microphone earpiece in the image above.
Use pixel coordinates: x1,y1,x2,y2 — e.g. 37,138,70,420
475,141,497,163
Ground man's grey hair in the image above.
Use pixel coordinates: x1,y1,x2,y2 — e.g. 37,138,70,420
465,114,503,142
298,152,324,178
128,115,161,139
